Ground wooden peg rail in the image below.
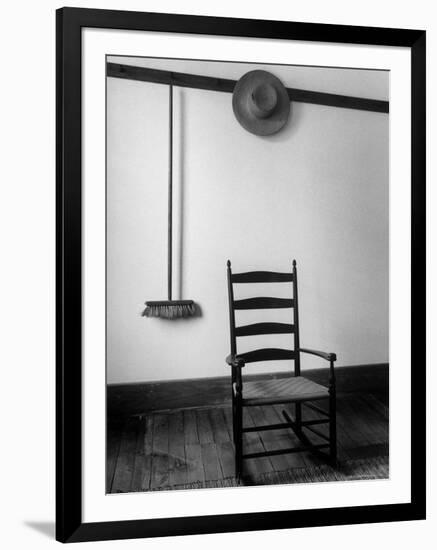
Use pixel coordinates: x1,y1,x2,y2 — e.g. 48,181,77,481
107,62,389,114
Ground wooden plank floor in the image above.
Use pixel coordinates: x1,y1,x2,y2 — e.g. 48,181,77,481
107,392,388,493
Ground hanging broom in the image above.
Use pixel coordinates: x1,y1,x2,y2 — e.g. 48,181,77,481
143,82,196,319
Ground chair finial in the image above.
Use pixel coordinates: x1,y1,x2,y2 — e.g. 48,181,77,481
227,259,231,267
292,259,297,267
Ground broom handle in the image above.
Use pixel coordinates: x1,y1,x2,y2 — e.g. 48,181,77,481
167,82,173,301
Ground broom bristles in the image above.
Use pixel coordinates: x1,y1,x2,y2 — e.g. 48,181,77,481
143,300,196,319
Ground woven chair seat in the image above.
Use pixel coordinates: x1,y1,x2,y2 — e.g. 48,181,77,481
241,376,329,406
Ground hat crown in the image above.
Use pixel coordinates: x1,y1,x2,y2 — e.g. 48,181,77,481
249,83,278,119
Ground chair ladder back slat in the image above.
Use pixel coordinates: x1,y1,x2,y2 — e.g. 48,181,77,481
239,348,296,363
235,322,294,337
231,271,294,283
233,297,294,310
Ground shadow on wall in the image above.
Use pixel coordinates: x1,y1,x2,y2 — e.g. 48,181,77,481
24,521,55,539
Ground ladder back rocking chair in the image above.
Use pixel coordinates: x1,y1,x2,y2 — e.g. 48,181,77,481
226,259,337,479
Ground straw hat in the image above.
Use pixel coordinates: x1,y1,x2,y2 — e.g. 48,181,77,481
232,70,291,136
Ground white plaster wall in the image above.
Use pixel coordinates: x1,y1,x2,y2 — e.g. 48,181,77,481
107,58,389,384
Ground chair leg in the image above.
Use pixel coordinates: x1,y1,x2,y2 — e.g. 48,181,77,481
232,396,236,445
329,392,337,467
231,367,236,444
234,403,243,479
295,402,302,434
285,402,334,466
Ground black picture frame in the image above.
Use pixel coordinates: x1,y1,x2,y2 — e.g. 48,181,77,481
56,7,426,543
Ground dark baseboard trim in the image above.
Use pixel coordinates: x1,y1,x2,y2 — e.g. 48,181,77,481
108,363,388,423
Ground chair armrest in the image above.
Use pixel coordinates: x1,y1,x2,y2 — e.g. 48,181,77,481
299,348,337,362
226,354,246,368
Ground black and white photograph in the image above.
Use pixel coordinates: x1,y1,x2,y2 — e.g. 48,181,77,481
106,56,390,494
52,6,426,544
0,1,431,548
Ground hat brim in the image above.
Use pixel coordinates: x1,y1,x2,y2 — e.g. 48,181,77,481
232,70,291,136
